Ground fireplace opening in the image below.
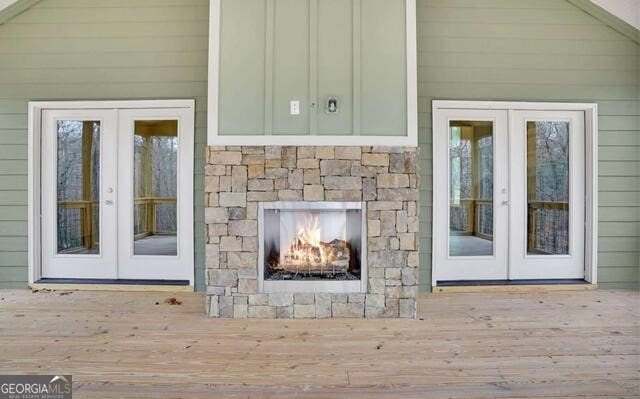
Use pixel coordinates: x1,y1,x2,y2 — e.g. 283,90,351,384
260,202,365,286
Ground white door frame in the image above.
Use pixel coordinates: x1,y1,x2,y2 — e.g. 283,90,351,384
28,100,195,286
431,100,598,287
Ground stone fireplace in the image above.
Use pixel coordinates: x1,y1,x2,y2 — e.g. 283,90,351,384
205,145,418,318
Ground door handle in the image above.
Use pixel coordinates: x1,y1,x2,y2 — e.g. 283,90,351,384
501,200,509,206
105,200,114,206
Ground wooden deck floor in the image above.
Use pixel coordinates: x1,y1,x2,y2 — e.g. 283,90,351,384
0,289,637,398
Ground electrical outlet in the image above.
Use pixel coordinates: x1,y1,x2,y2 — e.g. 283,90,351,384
290,100,300,115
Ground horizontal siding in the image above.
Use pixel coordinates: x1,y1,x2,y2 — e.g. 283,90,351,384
0,266,27,280
0,282,29,288
0,0,209,289
417,0,640,291
0,0,637,292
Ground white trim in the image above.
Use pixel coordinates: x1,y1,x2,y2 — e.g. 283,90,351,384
432,101,599,112
29,100,194,110
405,0,418,145
208,0,221,145
431,100,599,287
207,0,418,147
28,99,196,286
206,134,416,147
584,105,598,284
27,102,41,284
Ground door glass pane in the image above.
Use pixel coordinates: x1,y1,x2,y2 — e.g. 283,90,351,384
449,121,494,256
56,120,100,254
133,120,178,256
527,121,569,255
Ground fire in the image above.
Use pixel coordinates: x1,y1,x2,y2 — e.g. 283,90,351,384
297,214,322,249
272,213,351,275
288,214,327,265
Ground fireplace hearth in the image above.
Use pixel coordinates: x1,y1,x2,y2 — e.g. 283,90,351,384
259,202,366,293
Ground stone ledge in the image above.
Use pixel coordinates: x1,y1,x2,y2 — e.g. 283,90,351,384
207,293,417,319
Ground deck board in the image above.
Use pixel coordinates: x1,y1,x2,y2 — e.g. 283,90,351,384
0,289,637,398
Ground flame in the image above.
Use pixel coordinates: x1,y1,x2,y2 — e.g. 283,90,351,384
270,212,350,275
297,214,321,248
287,214,327,265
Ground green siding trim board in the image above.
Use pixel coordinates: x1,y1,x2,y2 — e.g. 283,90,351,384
0,0,638,291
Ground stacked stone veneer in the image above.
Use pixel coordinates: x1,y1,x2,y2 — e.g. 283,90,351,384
204,145,419,318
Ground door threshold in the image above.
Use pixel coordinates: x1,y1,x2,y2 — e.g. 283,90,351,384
433,279,596,294
31,278,193,292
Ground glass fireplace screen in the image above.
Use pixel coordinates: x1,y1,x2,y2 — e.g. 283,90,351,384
262,205,363,281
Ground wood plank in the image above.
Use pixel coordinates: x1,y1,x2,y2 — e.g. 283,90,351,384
0,289,637,399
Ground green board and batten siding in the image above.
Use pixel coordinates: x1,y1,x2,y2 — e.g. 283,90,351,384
217,0,407,136
0,0,210,289
0,0,638,290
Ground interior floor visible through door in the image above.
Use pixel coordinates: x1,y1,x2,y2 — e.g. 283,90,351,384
450,236,493,257
133,236,177,256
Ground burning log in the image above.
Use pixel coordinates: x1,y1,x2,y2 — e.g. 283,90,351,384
273,238,351,275
266,213,360,278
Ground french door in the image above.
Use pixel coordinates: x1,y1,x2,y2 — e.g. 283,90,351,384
41,106,194,282
433,107,585,282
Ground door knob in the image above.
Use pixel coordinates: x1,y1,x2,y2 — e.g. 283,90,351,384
105,200,114,205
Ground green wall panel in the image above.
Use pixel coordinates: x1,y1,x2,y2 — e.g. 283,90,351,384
415,0,640,291
0,0,637,292
272,0,310,135
218,0,265,135
0,0,209,290
317,0,353,135
360,0,407,136
217,0,408,136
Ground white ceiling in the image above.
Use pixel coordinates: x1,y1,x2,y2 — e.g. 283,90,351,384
592,0,640,29
0,0,18,11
